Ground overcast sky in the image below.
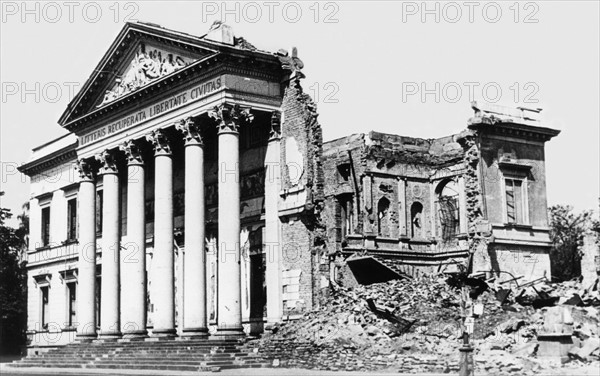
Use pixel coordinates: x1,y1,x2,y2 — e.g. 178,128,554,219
1,1,599,227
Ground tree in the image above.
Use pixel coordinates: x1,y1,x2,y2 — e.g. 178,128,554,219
548,204,595,282
0,192,28,354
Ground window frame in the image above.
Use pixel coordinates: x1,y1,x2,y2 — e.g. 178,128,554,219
40,285,49,330
66,282,77,327
66,196,78,242
501,173,530,225
40,205,51,247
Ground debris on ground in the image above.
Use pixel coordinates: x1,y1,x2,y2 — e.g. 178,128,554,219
256,268,600,374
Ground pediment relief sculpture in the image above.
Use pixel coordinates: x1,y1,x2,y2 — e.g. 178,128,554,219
100,43,193,107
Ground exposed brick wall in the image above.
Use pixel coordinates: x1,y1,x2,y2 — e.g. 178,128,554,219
279,76,326,312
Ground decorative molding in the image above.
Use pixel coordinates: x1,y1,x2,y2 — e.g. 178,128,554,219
96,149,118,174
75,159,96,182
33,272,52,287
146,129,171,155
120,139,144,165
269,111,282,140
175,117,203,146
208,103,254,134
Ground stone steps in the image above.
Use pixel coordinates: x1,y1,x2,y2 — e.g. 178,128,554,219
8,338,270,372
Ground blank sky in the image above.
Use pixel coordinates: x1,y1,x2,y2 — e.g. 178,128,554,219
1,1,598,226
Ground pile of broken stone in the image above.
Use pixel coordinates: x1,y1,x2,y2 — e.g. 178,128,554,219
256,273,600,374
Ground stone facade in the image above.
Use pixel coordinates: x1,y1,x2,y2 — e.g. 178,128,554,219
18,22,560,352
19,21,324,350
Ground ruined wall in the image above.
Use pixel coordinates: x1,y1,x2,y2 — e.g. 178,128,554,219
279,77,326,313
322,134,365,256
321,131,469,272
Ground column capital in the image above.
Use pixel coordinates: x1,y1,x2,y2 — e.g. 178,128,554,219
208,103,253,134
176,117,203,146
76,158,96,182
96,149,118,175
269,111,282,141
120,140,144,165
146,129,171,156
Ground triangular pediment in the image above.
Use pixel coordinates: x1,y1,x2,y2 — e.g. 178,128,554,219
59,22,221,128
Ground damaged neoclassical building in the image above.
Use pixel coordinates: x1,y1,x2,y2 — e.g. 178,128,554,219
18,21,560,351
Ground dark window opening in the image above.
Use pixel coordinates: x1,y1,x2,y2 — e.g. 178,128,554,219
41,206,51,247
41,286,49,329
411,202,423,239
96,190,103,235
377,197,391,237
67,282,77,326
67,198,77,241
337,163,351,182
95,276,101,328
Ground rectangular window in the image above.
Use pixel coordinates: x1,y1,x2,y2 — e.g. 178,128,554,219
67,282,77,327
337,194,354,238
41,286,49,329
41,206,51,246
505,179,524,224
96,190,103,235
67,198,77,241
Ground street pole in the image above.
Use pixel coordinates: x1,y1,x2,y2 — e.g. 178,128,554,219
459,285,475,376
459,331,474,376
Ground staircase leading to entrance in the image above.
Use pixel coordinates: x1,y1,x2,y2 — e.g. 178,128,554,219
7,338,271,372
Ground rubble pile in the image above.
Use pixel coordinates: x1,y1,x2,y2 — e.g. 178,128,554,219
255,273,600,374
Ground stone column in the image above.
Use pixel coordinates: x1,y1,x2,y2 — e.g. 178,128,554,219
75,159,97,341
209,103,253,337
119,140,147,337
146,129,176,337
176,118,208,337
265,112,283,325
96,150,121,339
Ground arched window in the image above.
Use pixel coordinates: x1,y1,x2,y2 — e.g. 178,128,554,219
436,179,460,242
377,197,391,237
410,202,423,239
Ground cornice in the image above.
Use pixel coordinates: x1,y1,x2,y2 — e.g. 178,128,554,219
468,119,560,142
18,146,77,177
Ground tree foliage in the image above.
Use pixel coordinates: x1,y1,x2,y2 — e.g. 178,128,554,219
548,204,596,282
0,192,28,354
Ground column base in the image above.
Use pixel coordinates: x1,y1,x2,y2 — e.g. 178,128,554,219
213,327,245,339
121,330,148,340
75,333,97,343
98,331,122,340
151,328,177,338
181,327,209,338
